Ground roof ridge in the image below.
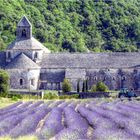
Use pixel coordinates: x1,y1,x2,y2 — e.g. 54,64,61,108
17,16,32,27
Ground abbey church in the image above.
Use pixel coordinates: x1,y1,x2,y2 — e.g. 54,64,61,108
0,16,140,91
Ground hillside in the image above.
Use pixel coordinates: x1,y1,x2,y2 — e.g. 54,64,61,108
0,0,140,52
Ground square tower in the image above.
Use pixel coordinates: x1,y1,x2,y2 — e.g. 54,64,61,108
16,16,32,39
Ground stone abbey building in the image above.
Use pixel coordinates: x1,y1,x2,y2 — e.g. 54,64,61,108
0,16,140,91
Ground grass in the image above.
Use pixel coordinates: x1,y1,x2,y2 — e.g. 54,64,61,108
109,90,119,98
44,90,58,95
0,136,38,140
0,97,16,108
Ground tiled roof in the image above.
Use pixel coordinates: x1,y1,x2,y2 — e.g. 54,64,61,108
41,52,140,69
5,53,40,69
7,37,50,53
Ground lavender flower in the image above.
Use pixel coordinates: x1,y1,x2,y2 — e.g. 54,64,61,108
9,105,50,138
38,107,64,139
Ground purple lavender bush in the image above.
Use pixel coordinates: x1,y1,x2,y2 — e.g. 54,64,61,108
9,105,50,138
38,107,64,139
64,106,89,139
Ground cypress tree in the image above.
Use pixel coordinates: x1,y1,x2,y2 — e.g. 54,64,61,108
77,80,80,93
85,79,88,92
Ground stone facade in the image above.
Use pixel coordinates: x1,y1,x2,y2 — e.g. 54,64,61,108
0,16,140,91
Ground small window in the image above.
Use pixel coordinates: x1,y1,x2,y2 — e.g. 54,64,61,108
22,29,26,37
122,76,126,81
107,68,110,71
7,52,11,59
20,79,23,85
31,79,35,86
34,52,38,59
112,77,115,80
93,76,97,80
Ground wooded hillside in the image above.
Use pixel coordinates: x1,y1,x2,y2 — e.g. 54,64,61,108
0,0,140,52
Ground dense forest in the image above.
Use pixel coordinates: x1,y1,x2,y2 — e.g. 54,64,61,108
0,0,140,52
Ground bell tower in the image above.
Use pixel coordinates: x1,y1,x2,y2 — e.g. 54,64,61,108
16,16,32,39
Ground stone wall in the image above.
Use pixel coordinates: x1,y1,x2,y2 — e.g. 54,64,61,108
39,69,65,90
2,51,140,91
7,68,40,90
39,67,140,91
7,69,28,89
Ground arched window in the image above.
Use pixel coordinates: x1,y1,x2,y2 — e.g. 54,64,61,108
31,79,35,86
112,77,115,80
22,29,26,37
122,76,126,81
20,79,23,85
34,52,38,59
7,52,11,59
93,76,97,81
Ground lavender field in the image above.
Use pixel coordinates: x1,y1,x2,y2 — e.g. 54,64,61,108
0,100,140,140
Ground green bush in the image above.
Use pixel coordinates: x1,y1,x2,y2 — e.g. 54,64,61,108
22,94,40,100
0,69,9,97
43,92,59,100
62,79,72,93
59,94,79,99
11,96,19,101
8,93,41,100
70,94,79,99
91,81,108,92
7,93,22,99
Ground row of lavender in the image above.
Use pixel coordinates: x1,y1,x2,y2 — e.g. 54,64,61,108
0,100,139,140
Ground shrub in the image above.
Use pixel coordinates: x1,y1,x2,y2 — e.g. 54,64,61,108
70,94,79,99
62,79,72,93
43,92,59,100
59,94,79,99
91,81,108,92
8,93,22,99
91,85,97,92
0,69,9,97
11,96,19,101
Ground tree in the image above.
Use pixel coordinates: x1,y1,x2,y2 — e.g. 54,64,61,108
62,79,72,93
82,79,88,92
91,81,108,92
0,69,9,97
1,1,140,52
85,79,88,92
82,80,86,92
0,38,5,51
77,79,80,93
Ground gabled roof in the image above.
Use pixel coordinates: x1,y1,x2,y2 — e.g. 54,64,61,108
41,52,140,69
17,16,31,27
7,37,50,53
5,53,40,69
